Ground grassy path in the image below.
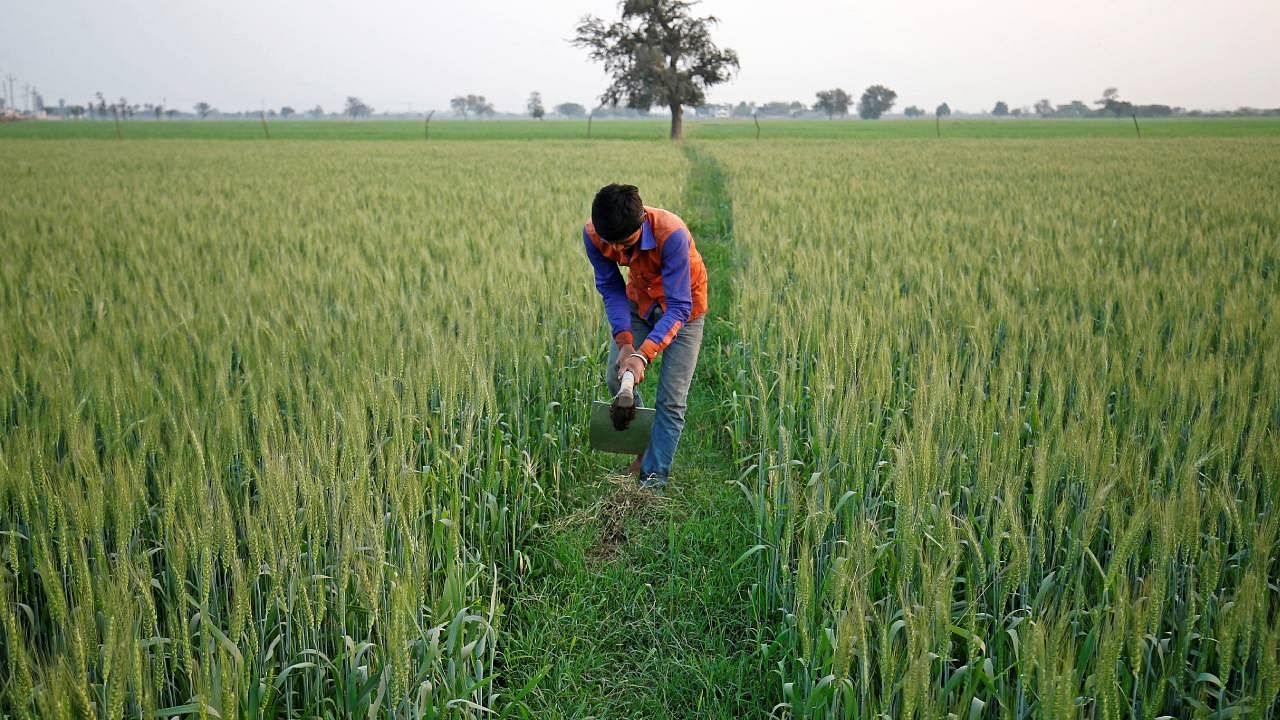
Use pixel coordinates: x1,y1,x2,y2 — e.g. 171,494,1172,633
496,147,775,718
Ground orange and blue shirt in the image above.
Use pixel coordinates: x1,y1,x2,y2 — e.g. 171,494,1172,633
584,206,708,362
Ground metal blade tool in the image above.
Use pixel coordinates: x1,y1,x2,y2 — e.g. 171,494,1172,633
588,370,655,454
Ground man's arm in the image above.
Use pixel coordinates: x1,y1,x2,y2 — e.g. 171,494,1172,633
584,227,634,347
637,227,693,362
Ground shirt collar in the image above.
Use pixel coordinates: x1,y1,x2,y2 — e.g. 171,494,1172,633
639,219,657,251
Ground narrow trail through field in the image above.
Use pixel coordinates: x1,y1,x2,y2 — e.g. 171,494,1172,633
497,147,775,718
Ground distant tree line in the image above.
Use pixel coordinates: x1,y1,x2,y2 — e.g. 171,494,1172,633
701,85,901,121
1011,88,1172,118
17,83,1280,123
1010,88,1251,119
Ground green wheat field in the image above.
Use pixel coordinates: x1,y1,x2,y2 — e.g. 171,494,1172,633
1,121,1277,718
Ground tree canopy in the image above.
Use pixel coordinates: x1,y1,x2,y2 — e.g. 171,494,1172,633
450,95,494,119
554,102,587,117
857,85,897,119
1096,87,1134,117
527,91,545,120
1057,100,1090,117
573,0,739,140
344,96,372,118
813,89,852,119
992,101,1010,116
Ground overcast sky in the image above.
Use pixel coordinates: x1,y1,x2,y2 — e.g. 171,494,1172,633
3,0,1277,114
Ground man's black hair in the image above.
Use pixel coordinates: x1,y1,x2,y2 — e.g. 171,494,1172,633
592,184,644,242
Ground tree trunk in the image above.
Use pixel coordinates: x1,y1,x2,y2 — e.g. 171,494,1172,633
670,104,683,141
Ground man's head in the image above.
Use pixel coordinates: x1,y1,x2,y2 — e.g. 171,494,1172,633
592,183,645,245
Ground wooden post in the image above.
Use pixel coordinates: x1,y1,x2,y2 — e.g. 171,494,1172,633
1132,113,1141,139
936,113,941,139
260,111,271,139
587,111,593,139
113,107,122,139
753,111,760,140
424,110,435,140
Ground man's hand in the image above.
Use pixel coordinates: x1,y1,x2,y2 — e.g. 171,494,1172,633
615,343,635,381
617,351,647,385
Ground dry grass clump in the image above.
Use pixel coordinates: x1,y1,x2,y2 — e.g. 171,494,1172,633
548,474,669,562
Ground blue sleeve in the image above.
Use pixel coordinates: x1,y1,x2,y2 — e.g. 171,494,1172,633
584,227,633,345
639,228,692,358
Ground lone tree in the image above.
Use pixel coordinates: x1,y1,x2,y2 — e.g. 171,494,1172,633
1097,87,1119,111
345,96,372,118
280,106,296,119
555,102,587,117
1034,98,1053,117
1096,87,1133,117
194,101,212,119
992,100,1009,116
813,88,852,119
936,102,951,117
573,0,739,140
469,95,494,116
904,105,924,118
527,91,545,120
858,84,897,119
452,94,494,118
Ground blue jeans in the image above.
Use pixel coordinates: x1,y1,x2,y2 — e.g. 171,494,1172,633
605,303,705,487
